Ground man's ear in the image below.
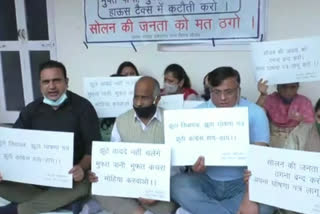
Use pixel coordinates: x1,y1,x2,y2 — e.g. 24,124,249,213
154,95,161,105
66,78,69,88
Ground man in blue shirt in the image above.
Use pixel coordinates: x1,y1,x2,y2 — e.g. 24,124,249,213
171,67,273,214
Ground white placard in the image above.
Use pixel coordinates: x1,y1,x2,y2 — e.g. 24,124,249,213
92,141,171,201
164,108,249,166
251,37,320,85
83,77,140,118
158,94,184,110
183,100,205,109
0,127,74,188
248,145,320,214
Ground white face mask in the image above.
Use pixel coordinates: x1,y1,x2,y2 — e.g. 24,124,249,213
43,93,68,107
163,82,179,94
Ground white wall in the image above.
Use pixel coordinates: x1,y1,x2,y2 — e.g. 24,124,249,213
54,0,320,104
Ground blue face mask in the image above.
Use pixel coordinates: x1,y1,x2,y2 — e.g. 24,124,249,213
43,93,68,107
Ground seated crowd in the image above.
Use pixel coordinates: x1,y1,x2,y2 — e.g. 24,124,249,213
0,60,318,214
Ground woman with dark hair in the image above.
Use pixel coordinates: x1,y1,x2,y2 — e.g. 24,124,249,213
256,79,314,148
161,64,199,100
116,61,139,76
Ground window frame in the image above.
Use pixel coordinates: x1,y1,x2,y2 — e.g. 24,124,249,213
0,0,56,123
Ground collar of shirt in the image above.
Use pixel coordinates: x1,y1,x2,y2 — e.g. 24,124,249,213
134,107,162,131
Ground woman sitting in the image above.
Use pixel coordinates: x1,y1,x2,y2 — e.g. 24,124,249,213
256,79,314,148
116,61,139,76
161,64,200,100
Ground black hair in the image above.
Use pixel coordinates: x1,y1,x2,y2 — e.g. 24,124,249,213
203,73,209,86
39,60,67,79
110,73,124,77
164,64,191,88
201,72,211,101
208,67,240,87
315,98,320,112
116,61,139,76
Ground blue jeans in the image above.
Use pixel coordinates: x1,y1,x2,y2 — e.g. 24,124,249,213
259,203,276,214
171,173,245,214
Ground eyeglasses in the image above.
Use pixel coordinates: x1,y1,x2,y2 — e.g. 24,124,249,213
211,87,239,97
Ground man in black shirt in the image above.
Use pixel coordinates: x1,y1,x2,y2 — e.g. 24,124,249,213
0,60,101,214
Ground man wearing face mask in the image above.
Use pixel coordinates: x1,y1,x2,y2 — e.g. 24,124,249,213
90,76,177,214
256,80,314,148
0,60,101,214
171,67,272,214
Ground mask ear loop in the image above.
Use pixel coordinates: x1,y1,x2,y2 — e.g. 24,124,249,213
153,96,157,105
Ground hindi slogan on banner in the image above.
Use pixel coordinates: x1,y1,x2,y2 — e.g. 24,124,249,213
248,145,320,214
92,141,171,201
83,76,140,118
251,37,320,85
164,107,249,166
0,127,74,188
85,0,262,43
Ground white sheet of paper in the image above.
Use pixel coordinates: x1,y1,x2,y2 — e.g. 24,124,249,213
83,76,140,118
164,108,249,166
0,127,73,188
92,141,171,201
158,94,184,110
183,100,205,109
248,145,320,214
251,37,320,85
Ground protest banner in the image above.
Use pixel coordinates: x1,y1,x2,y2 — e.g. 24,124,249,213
183,100,205,109
164,107,249,165
251,37,320,84
158,94,184,110
83,76,140,118
0,127,73,188
248,145,320,214
92,141,171,201
85,0,263,43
